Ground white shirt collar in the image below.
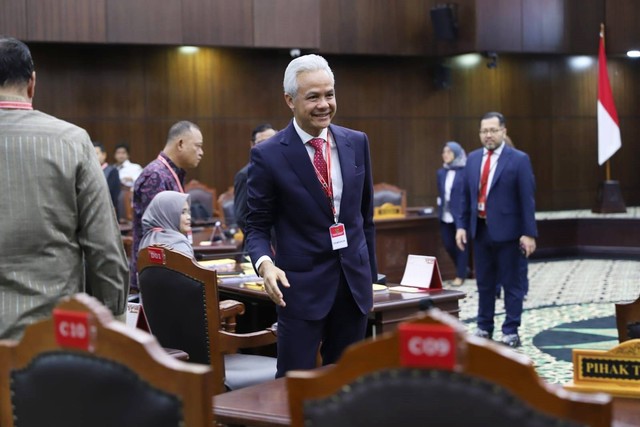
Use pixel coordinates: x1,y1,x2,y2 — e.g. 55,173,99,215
293,119,329,145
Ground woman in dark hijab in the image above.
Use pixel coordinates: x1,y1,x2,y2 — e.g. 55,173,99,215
138,191,193,257
436,141,470,286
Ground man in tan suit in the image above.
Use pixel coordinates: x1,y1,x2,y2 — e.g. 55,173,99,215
0,36,128,339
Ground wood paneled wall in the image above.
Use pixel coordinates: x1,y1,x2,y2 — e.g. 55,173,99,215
27,44,640,211
3,0,638,54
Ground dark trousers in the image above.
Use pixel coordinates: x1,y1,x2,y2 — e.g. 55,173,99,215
440,221,469,279
275,272,368,378
473,219,525,335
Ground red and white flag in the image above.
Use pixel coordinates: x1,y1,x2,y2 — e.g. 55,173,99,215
597,28,621,165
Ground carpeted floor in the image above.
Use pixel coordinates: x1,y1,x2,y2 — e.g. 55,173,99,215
447,258,640,384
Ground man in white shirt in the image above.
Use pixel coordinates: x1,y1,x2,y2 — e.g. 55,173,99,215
114,143,143,187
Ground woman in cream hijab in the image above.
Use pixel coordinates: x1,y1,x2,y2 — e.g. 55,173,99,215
139,191,193,257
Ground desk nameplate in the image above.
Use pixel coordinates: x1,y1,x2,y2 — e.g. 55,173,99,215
565,340,640,398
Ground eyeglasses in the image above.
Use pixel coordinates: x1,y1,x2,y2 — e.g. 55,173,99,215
479,128,504,136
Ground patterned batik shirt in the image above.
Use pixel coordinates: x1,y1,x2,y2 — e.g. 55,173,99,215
130,152,186,288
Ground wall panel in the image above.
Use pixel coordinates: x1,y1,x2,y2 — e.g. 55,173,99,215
1,0,27,39
605,0,640,54
24,44,640,212
253,0,319,49
26,0,106,42
475,0,522,52
106,0,182,44
182,0,253,46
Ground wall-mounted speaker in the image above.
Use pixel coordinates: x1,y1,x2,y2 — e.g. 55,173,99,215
430,4,458,42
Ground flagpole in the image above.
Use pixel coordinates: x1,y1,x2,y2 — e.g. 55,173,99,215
601,23,612,182
593,22,625,213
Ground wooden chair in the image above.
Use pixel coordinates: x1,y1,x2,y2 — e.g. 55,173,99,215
185,179,219,224
373,182,407,218
0,293,214,427
615,295,640,342
287,309,612,427
218,186,236,228
118,183,133,223
137,246,277,395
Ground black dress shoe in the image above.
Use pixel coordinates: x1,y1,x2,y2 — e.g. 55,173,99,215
501,333,521,348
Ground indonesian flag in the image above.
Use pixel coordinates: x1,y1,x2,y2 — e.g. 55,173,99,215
597,29,621,165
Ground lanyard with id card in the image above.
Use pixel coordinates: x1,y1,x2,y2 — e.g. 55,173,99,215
312,135,348,251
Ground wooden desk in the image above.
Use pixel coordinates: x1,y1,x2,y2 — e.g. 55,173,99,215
217,280,465,336
213,377,289,427
213,378,639,427
374,214,457,283
191,227,242,256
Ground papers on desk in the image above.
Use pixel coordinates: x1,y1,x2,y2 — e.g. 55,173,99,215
198,258,236,273
396,254,443,290
373,283,389,293
219,274,263,285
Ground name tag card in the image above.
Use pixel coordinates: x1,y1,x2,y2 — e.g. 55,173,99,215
564,339,640,398
399,255,443,289
329,223,348,250
53,309,96,352
399,323,456,369
147,247,166,264
126,302,151,332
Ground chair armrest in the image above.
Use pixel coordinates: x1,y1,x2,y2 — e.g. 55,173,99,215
219,299,245,333
218,327,277,354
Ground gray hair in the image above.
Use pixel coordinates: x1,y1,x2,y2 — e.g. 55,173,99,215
166,120,200,146
283,54,335,98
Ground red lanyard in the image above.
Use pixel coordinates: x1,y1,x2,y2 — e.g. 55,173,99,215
310,134,338,223
157,155,184,193
0,101,33,110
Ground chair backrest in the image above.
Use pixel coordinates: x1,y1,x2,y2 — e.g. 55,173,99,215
218,186,236,228
0,293,214,427
118,183,133,223
373,182,407,218
185,179,218,223
137,247,276,395
615,295,640,342
287,309,612,427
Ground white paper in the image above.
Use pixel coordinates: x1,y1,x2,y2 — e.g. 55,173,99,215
400,254,436,289
126,302,141,328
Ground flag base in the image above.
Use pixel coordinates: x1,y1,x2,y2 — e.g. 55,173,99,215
592,180,626,213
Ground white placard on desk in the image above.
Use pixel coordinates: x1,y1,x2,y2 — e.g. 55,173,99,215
399,255,443,289
126,302,151,332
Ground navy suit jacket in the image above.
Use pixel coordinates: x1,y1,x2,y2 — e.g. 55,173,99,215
457,145,537,241
436,167,465,223
245,121,377,320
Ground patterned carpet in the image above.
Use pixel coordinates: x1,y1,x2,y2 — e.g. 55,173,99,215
448,258,640,384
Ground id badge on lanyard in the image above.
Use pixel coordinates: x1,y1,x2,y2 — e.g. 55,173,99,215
315,135,348,251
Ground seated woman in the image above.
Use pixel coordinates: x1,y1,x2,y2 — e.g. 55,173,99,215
139,191,193,257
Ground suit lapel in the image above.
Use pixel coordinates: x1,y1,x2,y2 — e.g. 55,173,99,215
280,122,334,216
469,151,482,200
333,125,354,222
490,145,512,192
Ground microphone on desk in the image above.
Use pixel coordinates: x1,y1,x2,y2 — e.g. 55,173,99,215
418,297,435,312
209,221,224,242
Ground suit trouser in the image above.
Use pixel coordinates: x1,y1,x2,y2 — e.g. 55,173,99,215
474,218,525,335
440,221,470,279
274,271,368,378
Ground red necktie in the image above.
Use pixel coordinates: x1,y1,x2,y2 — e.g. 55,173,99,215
308,138,329,185
478,150,493,218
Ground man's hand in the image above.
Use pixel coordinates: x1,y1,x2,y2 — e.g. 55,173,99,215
519,235,536,258
258,261,290,307
455,229,467,251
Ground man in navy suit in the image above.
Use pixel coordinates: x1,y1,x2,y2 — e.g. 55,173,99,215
455,112,537,348
245,54,377,377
